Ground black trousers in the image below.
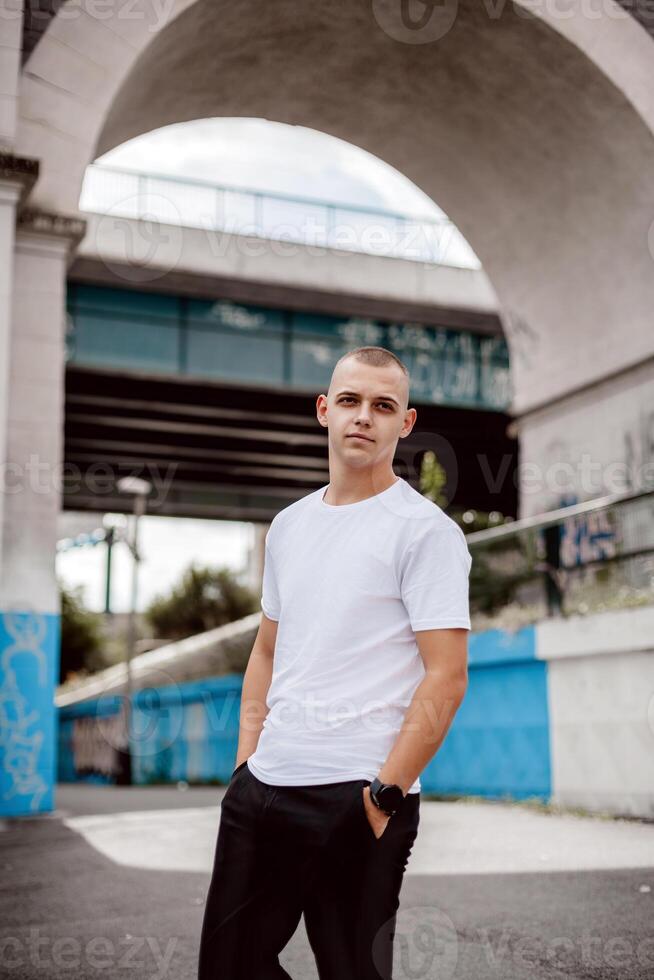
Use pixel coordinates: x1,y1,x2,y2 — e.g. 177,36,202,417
197,760,420,980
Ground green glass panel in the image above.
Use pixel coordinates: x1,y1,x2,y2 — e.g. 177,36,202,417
71,284,179,321
290,313,387,390
293,312,386,346
72,312,179,372
186,327,284,384
387,322,483,407
65,284,511,410
290,335,345,389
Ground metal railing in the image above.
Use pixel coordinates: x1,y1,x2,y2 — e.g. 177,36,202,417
79,163,480,268
466,487,654,628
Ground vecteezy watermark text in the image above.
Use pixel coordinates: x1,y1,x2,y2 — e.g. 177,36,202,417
378,907,654,980
0,928,177,979
0,459,177,508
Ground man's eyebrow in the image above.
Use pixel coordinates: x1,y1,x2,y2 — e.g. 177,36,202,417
335,389,400,406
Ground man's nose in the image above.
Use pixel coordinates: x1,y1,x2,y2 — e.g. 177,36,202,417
355,405,373,424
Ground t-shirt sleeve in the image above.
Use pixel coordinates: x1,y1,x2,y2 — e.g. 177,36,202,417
260,534,281,621
400,523,472,631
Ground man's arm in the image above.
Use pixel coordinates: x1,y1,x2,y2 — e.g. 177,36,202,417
233,612,278,767
377,627,469,794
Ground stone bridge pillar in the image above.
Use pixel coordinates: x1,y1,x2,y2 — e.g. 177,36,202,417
0,161,86,816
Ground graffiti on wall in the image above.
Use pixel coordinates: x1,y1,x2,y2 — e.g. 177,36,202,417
71,708,126,778
559,508,617,568
0,611,49,811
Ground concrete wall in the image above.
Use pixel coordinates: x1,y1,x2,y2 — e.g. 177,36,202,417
538,606,654,818
515,358,654,517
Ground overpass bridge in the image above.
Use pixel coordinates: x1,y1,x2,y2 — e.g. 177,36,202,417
63,208,514,521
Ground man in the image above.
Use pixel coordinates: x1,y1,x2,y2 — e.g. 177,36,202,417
197,346,472,979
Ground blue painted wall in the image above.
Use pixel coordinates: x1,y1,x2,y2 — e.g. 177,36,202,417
131,676,242,785
422,625,551,800
0,610,61,817
57,676,243,786
57,628,551,802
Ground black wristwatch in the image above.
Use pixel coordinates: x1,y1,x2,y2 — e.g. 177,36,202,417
369,777,405,817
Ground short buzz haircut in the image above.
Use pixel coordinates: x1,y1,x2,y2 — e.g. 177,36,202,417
334,346,410,382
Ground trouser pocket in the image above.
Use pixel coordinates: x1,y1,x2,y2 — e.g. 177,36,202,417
356,779,382,842
230,758,248,779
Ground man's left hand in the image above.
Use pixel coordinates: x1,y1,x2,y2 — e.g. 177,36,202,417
362,785,391,839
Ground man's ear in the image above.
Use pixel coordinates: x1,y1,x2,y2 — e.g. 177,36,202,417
399,407,417,438
316,393,328,427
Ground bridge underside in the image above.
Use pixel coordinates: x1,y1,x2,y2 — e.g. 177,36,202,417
64,365,518,523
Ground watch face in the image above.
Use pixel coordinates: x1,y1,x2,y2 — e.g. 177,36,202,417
378,784,404,813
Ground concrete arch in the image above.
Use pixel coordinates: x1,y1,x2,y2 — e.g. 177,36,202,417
15,0,654,420
514,0,654,135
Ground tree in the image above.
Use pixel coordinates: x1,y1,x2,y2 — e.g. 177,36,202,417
145,564,259,641
419,450,449,508
58,583,105,684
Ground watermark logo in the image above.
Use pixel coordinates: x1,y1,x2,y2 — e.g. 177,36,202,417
372,0,460,44
93,194,185,283
374,905,459,979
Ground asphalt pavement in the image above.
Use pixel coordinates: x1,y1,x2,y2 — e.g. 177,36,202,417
1,783,653,979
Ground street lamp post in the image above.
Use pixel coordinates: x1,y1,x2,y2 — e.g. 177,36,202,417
103,523,115,616
116,476,152,785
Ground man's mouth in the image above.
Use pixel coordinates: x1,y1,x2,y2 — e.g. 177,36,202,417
347,434,374,442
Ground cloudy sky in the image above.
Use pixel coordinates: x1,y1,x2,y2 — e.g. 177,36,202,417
95,117,445,217
83,117,479,266
59,118,477,615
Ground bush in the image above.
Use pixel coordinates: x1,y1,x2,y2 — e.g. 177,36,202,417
145,564,259,641
58,583,105,683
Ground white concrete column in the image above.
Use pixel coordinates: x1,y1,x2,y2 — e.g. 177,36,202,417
3,222,68,607
0,153,38,563
0,205,86,817
0,0,23,149
0,179,21,561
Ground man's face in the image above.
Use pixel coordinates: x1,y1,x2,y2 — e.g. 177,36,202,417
316,358,416,468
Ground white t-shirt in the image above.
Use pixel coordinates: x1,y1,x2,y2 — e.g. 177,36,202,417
247,476,472,793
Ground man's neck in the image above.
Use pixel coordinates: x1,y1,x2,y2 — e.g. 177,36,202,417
322,470,399,506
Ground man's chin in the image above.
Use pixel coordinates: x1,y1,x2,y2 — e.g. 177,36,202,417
335,452,379,471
